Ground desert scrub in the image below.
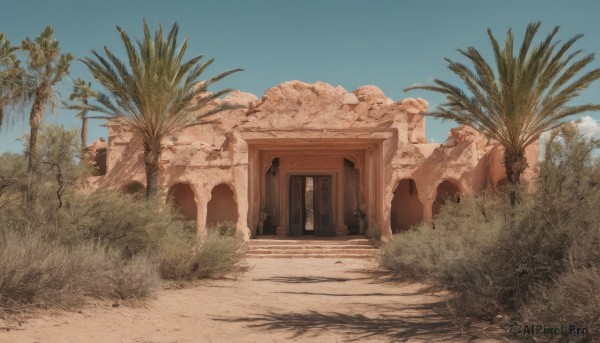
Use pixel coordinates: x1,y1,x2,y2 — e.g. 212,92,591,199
523,268,600,341
194,228,247,279
158,223,247,281
380,126,600,322
380,193,509,280
0,125,248,312
0,228,161,310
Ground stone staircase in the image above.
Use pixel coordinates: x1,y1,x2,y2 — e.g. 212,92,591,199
246,236,378,258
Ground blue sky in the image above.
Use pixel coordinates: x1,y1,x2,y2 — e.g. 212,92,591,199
1,0,600,152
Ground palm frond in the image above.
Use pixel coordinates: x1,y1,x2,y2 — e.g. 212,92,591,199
406,22,600,159
83,19,243,152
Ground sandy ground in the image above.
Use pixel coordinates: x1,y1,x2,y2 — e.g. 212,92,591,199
1,258,504,343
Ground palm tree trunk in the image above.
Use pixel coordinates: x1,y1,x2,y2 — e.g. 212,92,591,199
0,106,4,129
81,114,87,152
503,151,528,206
27,120,40,203
81,99,88,152
26,92,46,204
144,143,162,199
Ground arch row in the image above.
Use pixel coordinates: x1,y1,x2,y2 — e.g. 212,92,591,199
389,177,463,234
120,180,240,233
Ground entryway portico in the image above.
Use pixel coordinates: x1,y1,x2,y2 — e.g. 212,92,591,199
243,129,389,238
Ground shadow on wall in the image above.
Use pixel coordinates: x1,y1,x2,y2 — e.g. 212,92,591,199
167,183,198,221
206,184,238,228
390,179,423,233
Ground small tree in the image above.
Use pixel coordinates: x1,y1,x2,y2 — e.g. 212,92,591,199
38,125,85,209
79,20,242,199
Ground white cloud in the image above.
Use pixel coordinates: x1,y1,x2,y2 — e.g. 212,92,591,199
575,115,600,139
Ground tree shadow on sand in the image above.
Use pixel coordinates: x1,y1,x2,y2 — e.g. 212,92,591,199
213,303,463,342
251,276,366,283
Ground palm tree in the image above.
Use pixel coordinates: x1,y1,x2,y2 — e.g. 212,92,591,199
0,32,26,130
65,79,95,151
79,20,242,199
406,22,600,192
20,26,72,202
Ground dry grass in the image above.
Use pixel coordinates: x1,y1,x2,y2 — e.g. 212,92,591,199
0,229,161,311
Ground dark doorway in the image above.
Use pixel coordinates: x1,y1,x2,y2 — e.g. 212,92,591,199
289,175,334,237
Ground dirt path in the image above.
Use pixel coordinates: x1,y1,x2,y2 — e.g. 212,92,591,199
1,258,499,342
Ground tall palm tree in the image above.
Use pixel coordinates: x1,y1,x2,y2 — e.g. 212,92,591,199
20,26,72,202
79,20,242,199
406,22,600,190
65,78,95,151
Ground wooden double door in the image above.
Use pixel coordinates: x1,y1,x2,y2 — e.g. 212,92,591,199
289,175,334,237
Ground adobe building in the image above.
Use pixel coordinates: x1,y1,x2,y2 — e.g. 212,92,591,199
88,81,539,240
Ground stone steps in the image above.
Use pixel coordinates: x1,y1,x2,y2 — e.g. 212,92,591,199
246,237,378,258
250,238,373,245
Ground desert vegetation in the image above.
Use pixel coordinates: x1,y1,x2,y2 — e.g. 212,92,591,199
0,20,247,312
386,22,600,339
381,126,600,339
0,128,246,311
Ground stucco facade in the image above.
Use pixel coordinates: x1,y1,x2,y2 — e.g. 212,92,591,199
88,81,539,240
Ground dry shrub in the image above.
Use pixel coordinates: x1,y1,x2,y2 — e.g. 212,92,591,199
524,268,600,341
0,229,161,310
194,229,247,279
380,126,600,325
158,225,247,281
0,126,248,312
380,193,508,280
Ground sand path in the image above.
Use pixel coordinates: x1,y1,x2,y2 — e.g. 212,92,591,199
1,257,497,342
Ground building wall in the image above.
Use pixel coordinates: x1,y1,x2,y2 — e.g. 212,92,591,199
87,81,539,240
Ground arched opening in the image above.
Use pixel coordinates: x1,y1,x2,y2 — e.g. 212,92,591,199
343,158,361,234
167,183,198,221
433,180,462,217
390,179,423,233
206,183,238,229
262,158,279,235
121,181,145,200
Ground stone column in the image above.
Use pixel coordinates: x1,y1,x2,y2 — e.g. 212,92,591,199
336,171,348,236
196,196,208,237
247,148,261,234
276,163,288,236
366,148,376,232
234,165,251,241
421,198,434,225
